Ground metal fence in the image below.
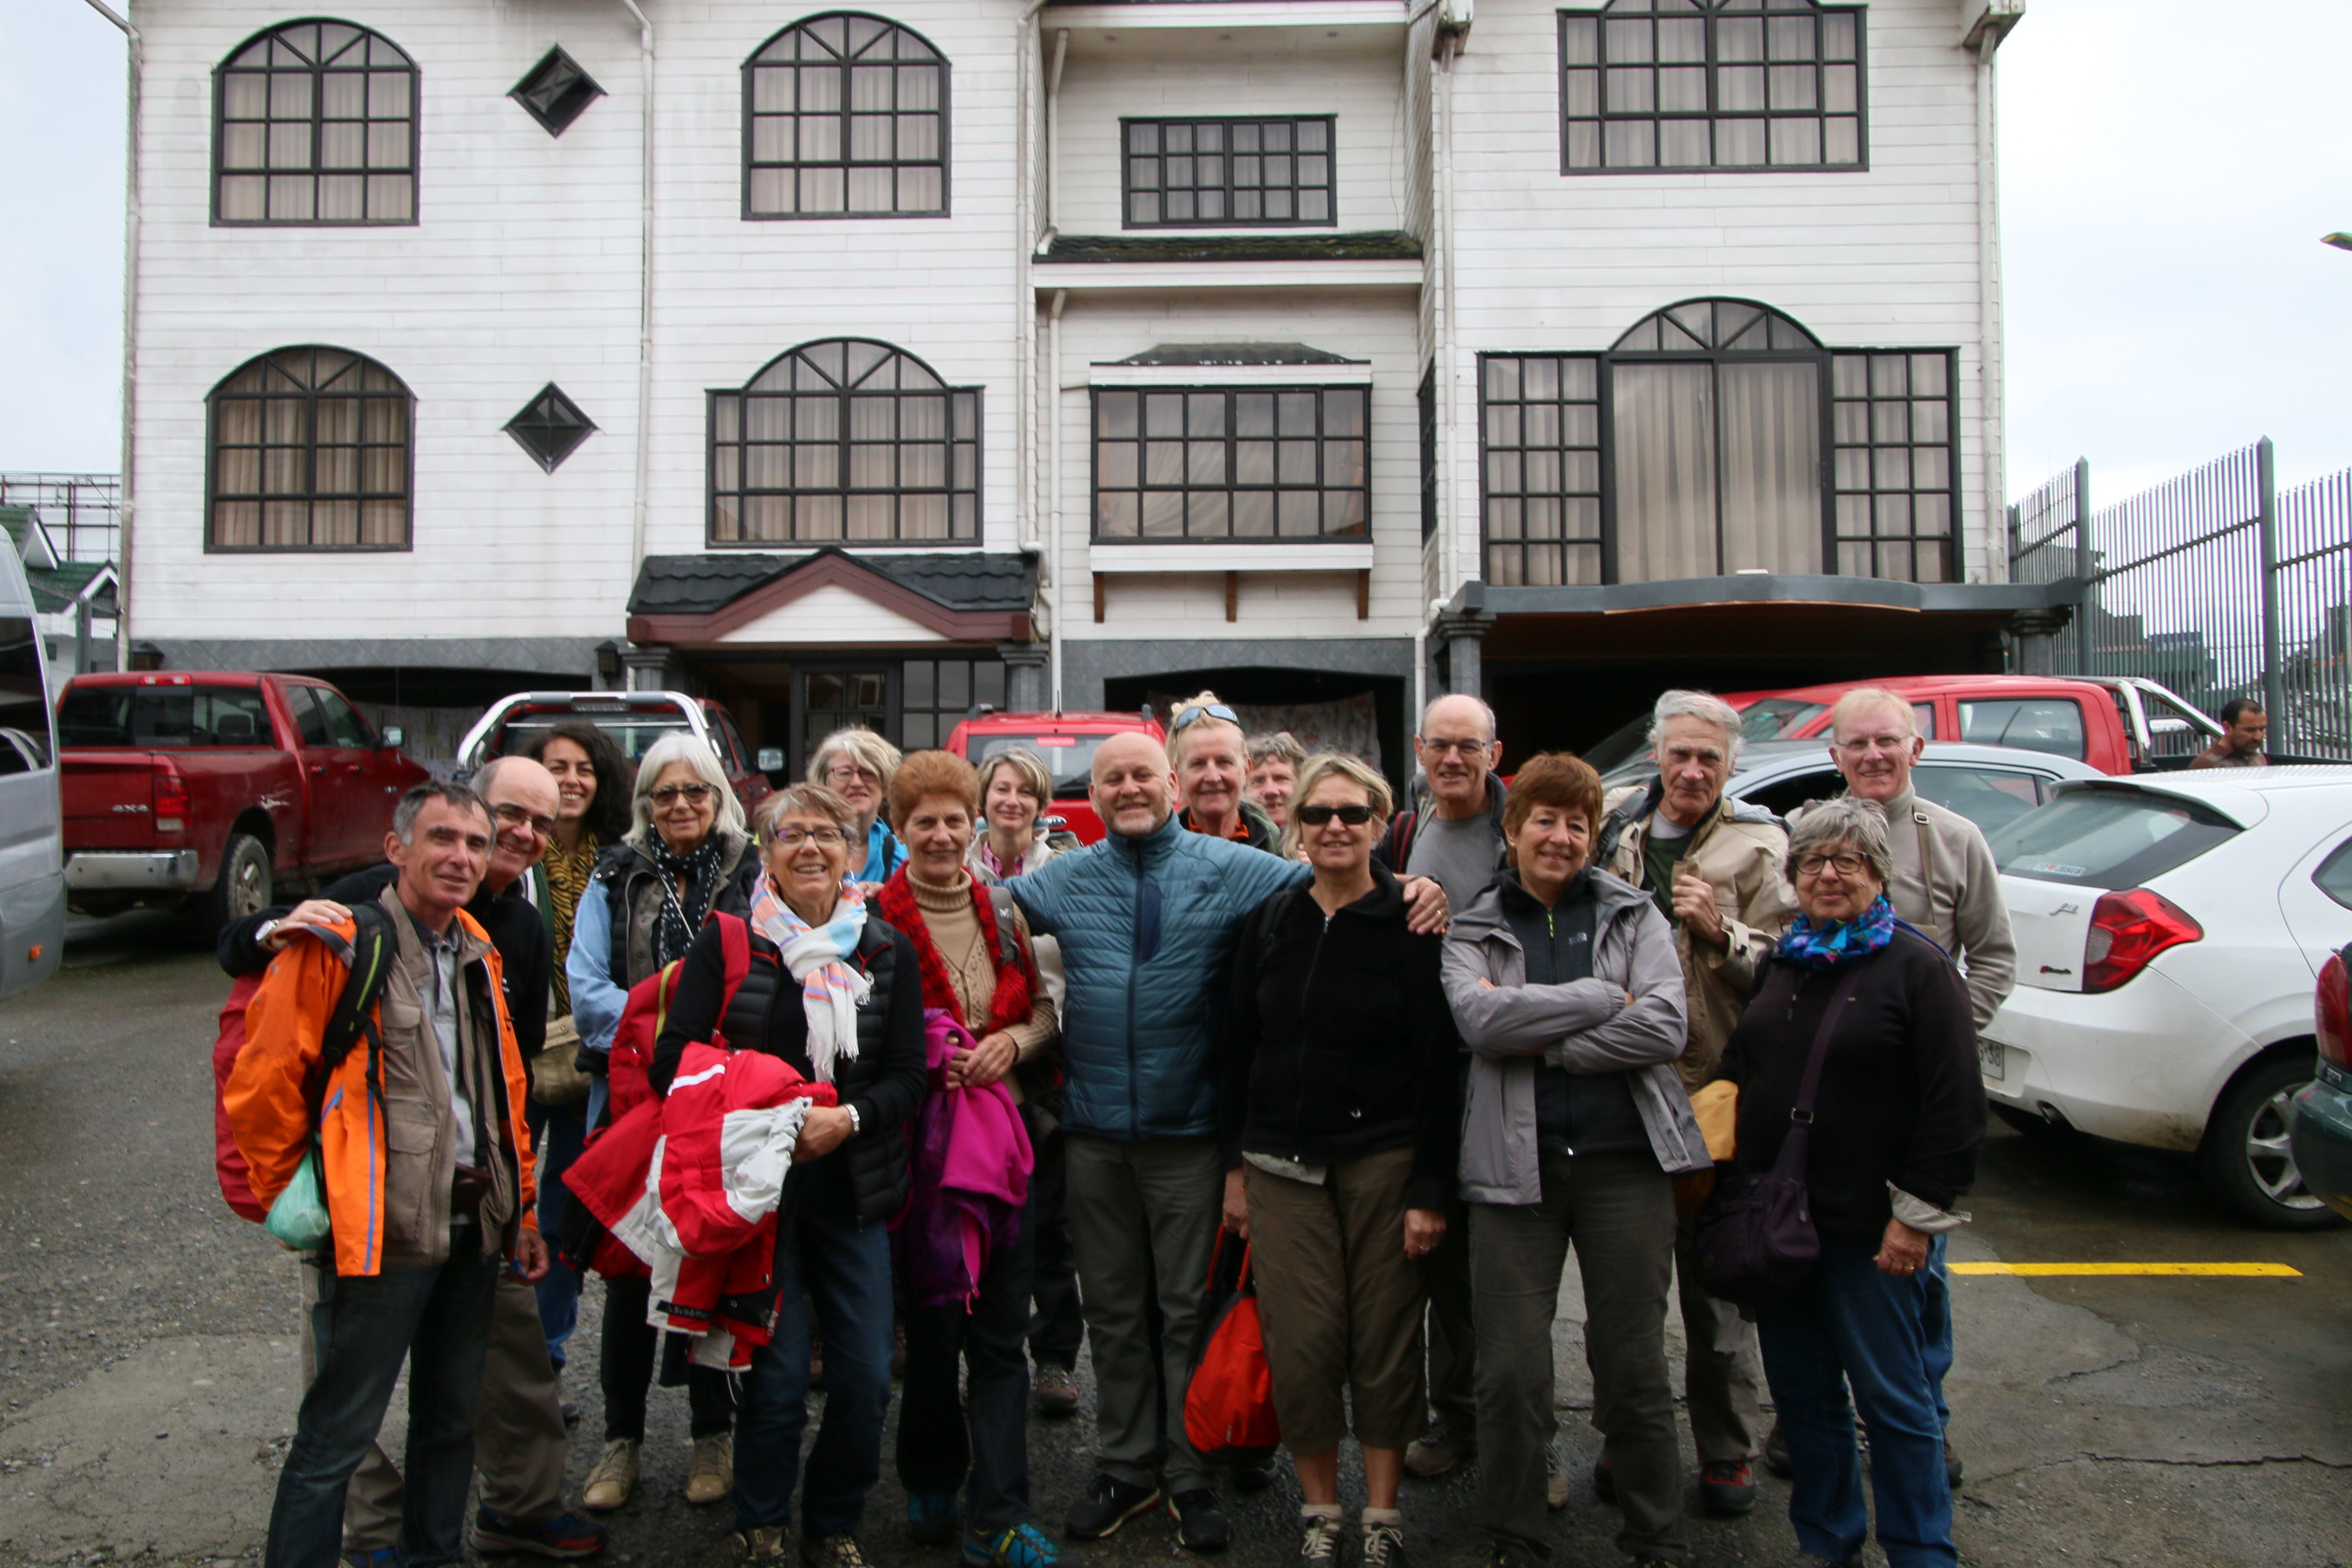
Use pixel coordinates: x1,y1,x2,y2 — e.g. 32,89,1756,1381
0,472,121,563
2007,438,2352,757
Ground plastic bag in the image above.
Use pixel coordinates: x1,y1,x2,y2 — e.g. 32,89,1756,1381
264,1148,332,1253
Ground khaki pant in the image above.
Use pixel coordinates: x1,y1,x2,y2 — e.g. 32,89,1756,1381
1675,1217,1765,1463
300,1259,570,1546
1244,1148,1426,1455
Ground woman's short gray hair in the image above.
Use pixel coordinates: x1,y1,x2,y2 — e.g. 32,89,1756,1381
1785,795,1894,885
755,782,857,840
807,726,903,792
628,732,746,849
1648,689,1745,763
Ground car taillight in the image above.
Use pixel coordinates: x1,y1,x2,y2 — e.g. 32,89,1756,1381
2082,888,2202,993
2318,952,2352,1069
151,768,189,834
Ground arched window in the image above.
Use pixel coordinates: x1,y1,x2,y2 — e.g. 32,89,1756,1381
214,20,418,224
207,347,413,550
709,340,978,545
744,14,948,217
1559,0,1865,175
1479,299,1956,586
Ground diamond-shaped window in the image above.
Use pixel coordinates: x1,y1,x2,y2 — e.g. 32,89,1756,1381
506,384,597,472
511,46,603,137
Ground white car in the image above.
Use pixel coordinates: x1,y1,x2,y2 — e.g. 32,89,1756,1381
1981,768,2352,1229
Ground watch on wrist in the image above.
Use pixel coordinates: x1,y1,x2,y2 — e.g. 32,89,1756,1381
254,917,282,948
843,1104,861,1136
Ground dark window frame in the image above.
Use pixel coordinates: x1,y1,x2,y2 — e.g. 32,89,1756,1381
741,11,952,221
506,383,598,474
511,44,604,138
898,656,1006,750
211,18,420,227
1557,1,1868,177
205,345,416,554
1418,365,1438,543
1477,298,1959,587
707,338,982,548
1089,383,1372,544
1120,115,1338,229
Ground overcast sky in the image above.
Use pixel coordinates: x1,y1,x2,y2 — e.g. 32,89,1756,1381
3,0,2348,509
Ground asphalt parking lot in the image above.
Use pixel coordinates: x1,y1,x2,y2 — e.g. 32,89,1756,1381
0,915,2346,1567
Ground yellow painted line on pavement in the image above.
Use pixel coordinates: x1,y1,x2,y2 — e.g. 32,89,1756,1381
1950,1262,2301,1277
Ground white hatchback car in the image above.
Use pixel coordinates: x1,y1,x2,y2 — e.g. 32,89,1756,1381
1980,767,2352,1229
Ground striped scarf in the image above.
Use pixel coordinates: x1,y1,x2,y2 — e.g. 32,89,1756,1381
748,871,872,1084
542,830,599,1013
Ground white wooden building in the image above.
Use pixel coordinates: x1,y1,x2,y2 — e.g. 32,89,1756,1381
120,0,2040,771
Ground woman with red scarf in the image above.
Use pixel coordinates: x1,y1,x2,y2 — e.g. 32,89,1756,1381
877,750,1063,1568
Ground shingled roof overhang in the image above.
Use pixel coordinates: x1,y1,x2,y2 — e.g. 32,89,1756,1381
627,548,1037,646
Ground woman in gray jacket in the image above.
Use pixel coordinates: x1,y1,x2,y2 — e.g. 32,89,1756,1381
1442,752,1708,1568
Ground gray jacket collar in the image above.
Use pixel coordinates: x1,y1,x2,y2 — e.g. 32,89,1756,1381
1454,867,1650,948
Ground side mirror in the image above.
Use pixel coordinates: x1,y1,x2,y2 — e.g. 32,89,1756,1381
381,725,405,749
756,747,785,772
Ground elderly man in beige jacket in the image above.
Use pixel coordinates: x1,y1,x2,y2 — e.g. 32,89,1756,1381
1600,689,1796,1518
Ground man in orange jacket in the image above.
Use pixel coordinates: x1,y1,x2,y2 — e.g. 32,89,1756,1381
228,779,548,1568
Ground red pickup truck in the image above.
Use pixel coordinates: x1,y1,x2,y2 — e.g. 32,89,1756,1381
945,709,1167,844
57,671,428,931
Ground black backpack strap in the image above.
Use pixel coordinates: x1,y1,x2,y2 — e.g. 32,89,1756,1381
1381,809,1418,872
1593,786,1654,871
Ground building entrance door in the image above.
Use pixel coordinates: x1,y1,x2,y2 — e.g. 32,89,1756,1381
798,667,891,777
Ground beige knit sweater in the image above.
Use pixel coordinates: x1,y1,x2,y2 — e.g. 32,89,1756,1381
904,869,1058,1100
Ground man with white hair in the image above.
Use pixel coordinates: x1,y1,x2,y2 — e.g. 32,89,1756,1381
1598,690,1796,1518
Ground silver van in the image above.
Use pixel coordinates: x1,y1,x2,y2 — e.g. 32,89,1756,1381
0,546,64,1001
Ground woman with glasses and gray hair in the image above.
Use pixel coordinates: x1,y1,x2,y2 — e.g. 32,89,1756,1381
565,731,761,1514
809,726,909,884
1708,795,1984,1568
1167,692,1280,853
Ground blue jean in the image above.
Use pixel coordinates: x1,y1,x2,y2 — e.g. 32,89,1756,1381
1756,1235,1956,1568
529,1101,587,1364
733,1200,897,1536
266,1245,499,1568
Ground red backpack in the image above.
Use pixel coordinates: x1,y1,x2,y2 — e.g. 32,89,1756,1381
1183,1227,1281,1465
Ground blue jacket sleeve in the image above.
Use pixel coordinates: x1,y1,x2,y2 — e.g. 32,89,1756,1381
1008,855,1071,936
569,885,626,1059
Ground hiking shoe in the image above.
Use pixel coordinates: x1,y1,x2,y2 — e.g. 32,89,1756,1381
1547,1460,1571,1511
1403,1424,1473,1479
1700,1459,1756,1516
1232,1455,1278,1493
1064,1475,1162,1541
1944,1441,1964,1491
727,1527,787,1564
800,1534,875,1568
1169,1490,1230,1554
1764,1420,1792,1478
910,1492,962,1547
1296,1514,1344,1568
963,1522,1063,1568
582,1438,640,1511
1360,1520,1407,1568
475,1507,608,1559
687,1433,734,1505
341,1551,396,1567
1592,1458,1616,1505
1032,1364,1080,1419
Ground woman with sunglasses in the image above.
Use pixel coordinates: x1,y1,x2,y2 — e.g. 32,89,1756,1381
1217,753,1463,1568
566,731,762,1514
1167,692,1281,853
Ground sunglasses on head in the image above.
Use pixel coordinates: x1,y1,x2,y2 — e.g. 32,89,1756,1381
1295,803,1375,826
1170,702,1240,733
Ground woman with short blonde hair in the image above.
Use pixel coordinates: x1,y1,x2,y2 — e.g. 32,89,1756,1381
808,726,906,882
1167,691,1277,852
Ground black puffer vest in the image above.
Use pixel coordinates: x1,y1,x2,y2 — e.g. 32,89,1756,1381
595,832,758,989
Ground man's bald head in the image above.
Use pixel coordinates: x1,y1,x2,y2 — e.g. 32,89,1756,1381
478,754,560,890
1416,693,1504,819
1092,730,1178,838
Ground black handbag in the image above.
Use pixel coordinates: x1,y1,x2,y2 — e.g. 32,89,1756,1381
1690,965,1865,1309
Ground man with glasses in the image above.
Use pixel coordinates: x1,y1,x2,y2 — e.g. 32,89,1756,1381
222,756,603,1562
1795,687,2014,1495
1375,694,1510,1483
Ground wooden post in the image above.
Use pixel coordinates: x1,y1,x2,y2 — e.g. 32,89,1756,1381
1093,573,1106,623
1225,571,1239,622
1356,569,1370,620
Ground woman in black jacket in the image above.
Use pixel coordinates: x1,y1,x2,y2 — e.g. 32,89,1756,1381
1711,794,1983,1568
1218,752,1462,1568
652,782,927,1568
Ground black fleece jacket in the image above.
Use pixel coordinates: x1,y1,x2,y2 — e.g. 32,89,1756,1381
1216,863,1465,1210
1712,926,1985,1244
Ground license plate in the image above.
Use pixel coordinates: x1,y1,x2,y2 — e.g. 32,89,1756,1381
1978,1039,2005,1081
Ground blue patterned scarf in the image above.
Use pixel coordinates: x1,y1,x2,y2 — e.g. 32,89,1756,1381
1777,894,1896,969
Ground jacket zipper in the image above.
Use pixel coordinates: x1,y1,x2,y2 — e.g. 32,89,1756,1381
1289,902,1336,1140
1126,836,1143,1138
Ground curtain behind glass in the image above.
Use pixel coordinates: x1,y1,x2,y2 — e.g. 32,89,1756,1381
1613,363,1715,581
1718,361,1822,573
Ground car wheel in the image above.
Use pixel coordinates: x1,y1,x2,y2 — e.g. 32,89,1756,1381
194,833,273,937
2198,1052,2346,1231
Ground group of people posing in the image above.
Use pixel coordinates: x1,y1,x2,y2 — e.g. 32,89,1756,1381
222,681,2012,1568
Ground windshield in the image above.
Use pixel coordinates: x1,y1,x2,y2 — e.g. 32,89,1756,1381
1988,788,2240,889
1580,714,1654,775
972,733,1113,795
492,706,699,763
1739,697,1829,743
58,685,274,750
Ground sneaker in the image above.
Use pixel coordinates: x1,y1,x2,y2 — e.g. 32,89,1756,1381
800,1534,875,1568
560,1399,581,1429
1360,1520,1407,1568
1296,1513,1344,1568
475,1506,609,1559
1944,1441,1964,1491
1169,1489,1230,1553
340,1550,397,1567
1032,1364,1080,1419
1700,1459,1757,1517
581,1437,640,1512
910,1492,962,1547
963,1522,1063,1568
728,1527,788,1564
687,1433,734,1505
1764,1420,1792,1479
1402,1424,1473,1479
1546,1462,1571,1512
1591,1458,1616,1505
1063,1474,1162,1540
1232,1456,1278,1494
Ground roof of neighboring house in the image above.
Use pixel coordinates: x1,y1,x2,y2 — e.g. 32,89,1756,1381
1041,230,1424,264
4,507,114,615
628,548,1036,617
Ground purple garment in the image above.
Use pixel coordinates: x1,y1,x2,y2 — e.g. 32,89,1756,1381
892,1009,1032,1310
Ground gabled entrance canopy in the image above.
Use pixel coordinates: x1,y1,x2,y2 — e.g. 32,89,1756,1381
626,548,1036,647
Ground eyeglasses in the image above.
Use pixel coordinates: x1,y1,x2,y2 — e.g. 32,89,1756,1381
1833,734,1913,756
771,826,848,848
824,764,880,786
492,803,557,838
1794,851,1872,877
1295,803,1376,826
1170,702,1240,734
1418,736,1492,756
651,783,714,806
